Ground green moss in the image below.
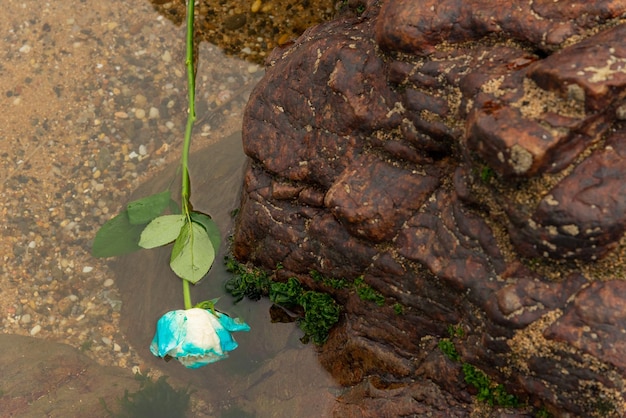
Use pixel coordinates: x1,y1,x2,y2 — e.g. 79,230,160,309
102,375,192,418
437,326,519,409
447,324,465,338
438,338,460,362
310,269,349,289
269,277,303,305
224,256,271,302
462,363,519,408
535,406,553,418
480,165,495,182
297,291,341,345
225,258,340,345
353,276,385,307
393,302,405,315
311,271,386,307
269,278,341,345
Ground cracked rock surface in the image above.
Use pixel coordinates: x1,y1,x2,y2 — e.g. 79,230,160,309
233,0,626,415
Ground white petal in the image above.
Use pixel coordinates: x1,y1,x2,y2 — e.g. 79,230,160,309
181,308,222,356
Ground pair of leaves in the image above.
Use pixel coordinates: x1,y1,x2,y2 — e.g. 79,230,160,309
139,212,220,284
92,190,221,283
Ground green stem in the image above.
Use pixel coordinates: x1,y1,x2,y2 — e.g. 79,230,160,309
182,0,196,311
181,0,196,216
183,279,192,310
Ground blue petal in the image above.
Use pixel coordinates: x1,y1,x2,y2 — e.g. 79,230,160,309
216,312,251,332
150,310,187,357
215,313,250,352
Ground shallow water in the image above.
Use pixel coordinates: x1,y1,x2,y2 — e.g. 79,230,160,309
0,0,339,415
113,133,341,417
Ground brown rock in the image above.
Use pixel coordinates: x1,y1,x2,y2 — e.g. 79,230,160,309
0,334,140,417
468,105,562,177
232,0,626,416
325,154,440,242
243,18,402,188
545,280,626,372
485,273,587,328
508,128,626,260
375,0,626,55
332,375,472,417
464,22,626,178
396,189,505,304
528,23,626,113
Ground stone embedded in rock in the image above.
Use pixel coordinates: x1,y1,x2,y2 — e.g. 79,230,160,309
466,22,626,179
468,106,557,177
508,128,626,261
485,273,587,328
528,23,626,113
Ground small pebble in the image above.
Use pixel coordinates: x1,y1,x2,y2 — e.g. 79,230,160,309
19,44,32,53
277,33,292,46
114,111,128,119
114,343,121,352
134,94,147,107
28,241,36,249
134,108,146,119
161,50,171,63
30,325,41,336
21,314,31,324
148,107,160,119
223,14,247,30
82,266,93,273
251,0,262,13
103,278,115,287
616,103,626,120
138,144,147,156
57,296,74,315
102,337,112,345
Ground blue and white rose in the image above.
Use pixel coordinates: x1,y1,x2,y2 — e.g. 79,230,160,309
150,308,250,368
